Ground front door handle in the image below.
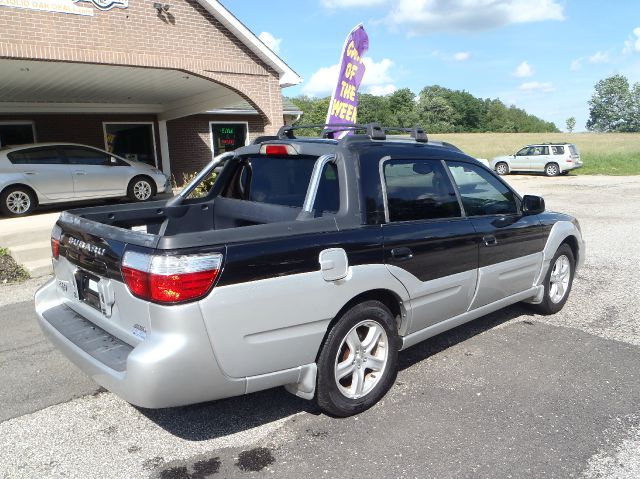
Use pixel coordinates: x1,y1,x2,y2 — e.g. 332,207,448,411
483,235,498,246
74,171,87,175
391,247,413,261
24,171,36,175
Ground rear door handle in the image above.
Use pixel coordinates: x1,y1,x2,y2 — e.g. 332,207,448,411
483,235,498,246
24,171,36,175
391,247,413,261
74,171,87,175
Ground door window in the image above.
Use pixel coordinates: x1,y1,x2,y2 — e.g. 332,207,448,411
7,147,64,164
63,147,111,166
104,123,156,166
515,147,533,156
446,161,518,216
211,124,247,155
382,159,461,222
0,123,35,147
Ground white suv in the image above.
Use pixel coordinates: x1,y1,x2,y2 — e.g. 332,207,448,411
491,143,582,176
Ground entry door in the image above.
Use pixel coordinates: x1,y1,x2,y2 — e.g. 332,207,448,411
446,161,547,309
62,146,127,197
380,158,479,334
7,146,74,200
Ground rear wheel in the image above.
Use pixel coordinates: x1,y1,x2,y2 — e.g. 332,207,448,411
530,244,574,315
495,162,509,175
316,300,399,417
545,163,560,177
127,176,156,202
0,186,36,217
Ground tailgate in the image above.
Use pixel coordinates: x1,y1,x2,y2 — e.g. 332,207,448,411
53,212,159,345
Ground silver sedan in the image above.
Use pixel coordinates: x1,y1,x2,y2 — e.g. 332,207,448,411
0,143,170,216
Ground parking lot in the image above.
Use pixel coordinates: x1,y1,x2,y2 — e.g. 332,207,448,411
1,174,639,479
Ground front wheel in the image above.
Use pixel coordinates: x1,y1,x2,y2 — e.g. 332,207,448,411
530,244,574,315
127,176,156,202
495,162,509,175
316,300,399,417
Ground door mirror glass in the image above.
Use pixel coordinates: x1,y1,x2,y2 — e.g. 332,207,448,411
522,195,545,215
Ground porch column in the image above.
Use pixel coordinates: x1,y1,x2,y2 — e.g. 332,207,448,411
158,119,171,175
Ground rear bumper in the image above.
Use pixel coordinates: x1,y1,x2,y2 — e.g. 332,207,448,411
34,278,245,408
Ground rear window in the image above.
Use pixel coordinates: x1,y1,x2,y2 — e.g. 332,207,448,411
7,147,64,165
222,155,321,208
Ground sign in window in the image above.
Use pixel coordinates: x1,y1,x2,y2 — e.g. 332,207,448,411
211,123,247,155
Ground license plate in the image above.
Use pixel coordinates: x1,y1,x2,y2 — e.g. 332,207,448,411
75,270,101,311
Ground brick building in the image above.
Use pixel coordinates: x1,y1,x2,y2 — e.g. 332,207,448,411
0,0,302,182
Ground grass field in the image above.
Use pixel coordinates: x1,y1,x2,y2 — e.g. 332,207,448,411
430,133,640,175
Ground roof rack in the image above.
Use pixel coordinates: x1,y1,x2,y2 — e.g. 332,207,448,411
275,123,429,143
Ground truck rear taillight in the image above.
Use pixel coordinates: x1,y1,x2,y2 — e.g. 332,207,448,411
121,251,222,304
51,224,62,260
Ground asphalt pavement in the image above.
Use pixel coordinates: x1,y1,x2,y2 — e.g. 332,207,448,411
0,174,638,478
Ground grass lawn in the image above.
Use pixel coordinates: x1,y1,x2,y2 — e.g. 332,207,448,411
430,132,640,175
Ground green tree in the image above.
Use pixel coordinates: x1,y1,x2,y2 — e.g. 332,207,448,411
587,74,635,132
566,117,576,133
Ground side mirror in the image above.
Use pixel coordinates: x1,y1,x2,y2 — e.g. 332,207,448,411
522,195,545,215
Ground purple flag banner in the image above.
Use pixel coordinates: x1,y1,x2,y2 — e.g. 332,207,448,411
325,24,369,137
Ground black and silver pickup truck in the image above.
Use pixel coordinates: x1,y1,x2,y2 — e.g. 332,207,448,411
35,124,584,417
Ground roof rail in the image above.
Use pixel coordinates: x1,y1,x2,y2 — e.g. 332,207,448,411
276,123,430,143
276,123,386,140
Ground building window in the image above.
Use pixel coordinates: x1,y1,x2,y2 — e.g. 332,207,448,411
103,122,157,167
210,122,248,156
0,122,36,147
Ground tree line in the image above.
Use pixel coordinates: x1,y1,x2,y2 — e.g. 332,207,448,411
289,86,559,134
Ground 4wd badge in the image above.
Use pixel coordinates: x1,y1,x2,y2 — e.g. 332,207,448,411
74,0,127,11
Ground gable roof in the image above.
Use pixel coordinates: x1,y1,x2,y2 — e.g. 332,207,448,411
196,0,302,88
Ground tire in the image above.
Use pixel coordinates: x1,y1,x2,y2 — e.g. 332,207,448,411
127,176,156,202
0,186,36,217
495,162,509,175
530,244,575,315
316,300,400,417
545,163,560,177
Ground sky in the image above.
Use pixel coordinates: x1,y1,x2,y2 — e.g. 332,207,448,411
224,0,640,131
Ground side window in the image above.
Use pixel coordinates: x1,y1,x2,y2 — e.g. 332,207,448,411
540,146,549,155
446,161,518,216
7,147,64,165
63,147,110,166
515,147,531,156
383,159,461,222
551,145,564,155
313,162,340,214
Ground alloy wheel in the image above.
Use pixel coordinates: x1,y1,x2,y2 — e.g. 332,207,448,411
549,254,571,303
334,320,389,399
6,191,31,215
133,180,152,200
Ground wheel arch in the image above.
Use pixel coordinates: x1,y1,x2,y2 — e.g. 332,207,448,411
561,235,579,267
314,288,407,362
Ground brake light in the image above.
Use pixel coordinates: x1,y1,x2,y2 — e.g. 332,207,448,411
51,238,60,260
259,144,299,156
121,251,222,304
51,224,62,260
